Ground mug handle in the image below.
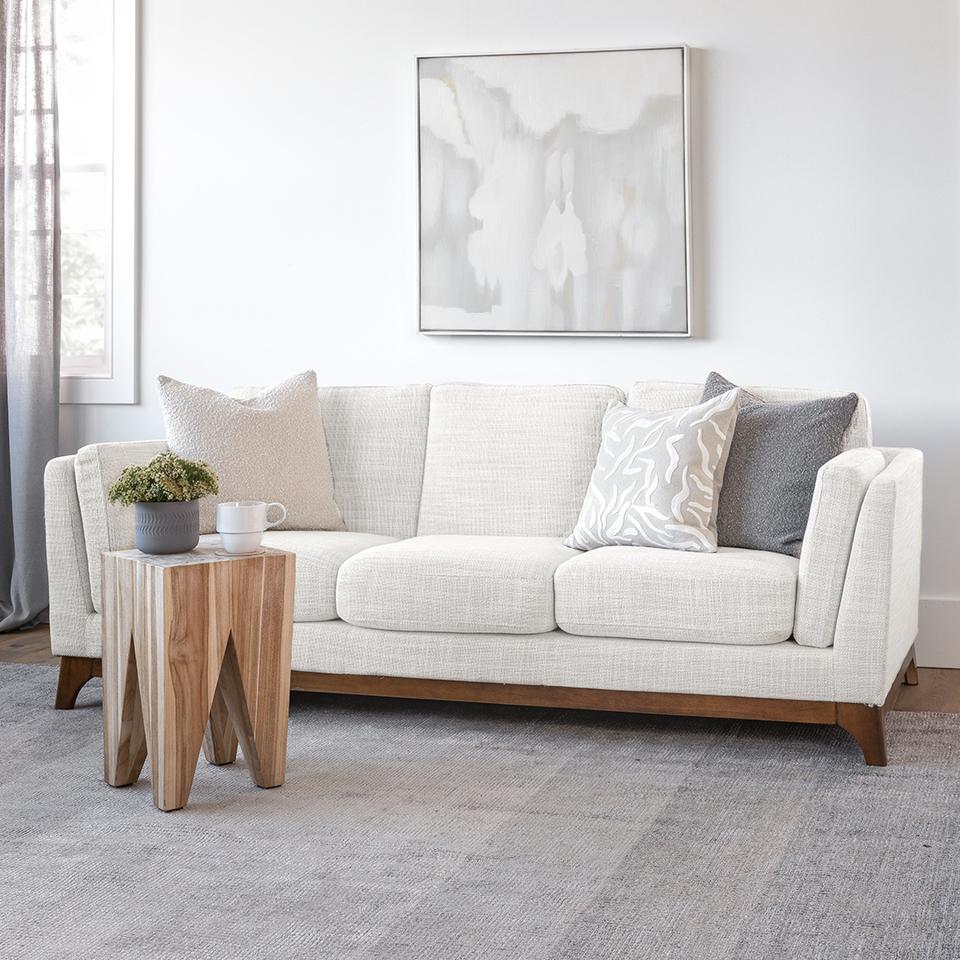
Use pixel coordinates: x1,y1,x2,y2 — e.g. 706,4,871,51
265,502,287,529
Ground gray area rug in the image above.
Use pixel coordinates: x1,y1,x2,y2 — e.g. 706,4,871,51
1,663,958,960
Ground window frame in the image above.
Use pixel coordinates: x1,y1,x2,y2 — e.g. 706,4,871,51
59,0,138,405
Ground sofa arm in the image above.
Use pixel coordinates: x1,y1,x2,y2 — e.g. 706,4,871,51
74,439,168,615
44,456,95,656
794,448,888,648
832,448,923,705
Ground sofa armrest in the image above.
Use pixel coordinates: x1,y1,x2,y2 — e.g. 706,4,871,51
832,448,923,704
44,456,94,656
74,439,168,614
794,448,888,648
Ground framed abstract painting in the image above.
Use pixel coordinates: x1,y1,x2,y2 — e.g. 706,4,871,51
418,46,691,336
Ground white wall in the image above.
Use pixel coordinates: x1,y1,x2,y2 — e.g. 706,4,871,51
60,0,960,663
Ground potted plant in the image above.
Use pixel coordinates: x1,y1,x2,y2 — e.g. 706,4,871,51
107,453,219,555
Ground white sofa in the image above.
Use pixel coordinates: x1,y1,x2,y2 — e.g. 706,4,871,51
43,381,923,765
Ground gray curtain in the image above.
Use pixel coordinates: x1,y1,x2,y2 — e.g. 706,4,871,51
0,0,60,630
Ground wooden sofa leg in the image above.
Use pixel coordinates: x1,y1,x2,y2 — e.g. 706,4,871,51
904,656,919,686
55,656,102,710
837,703,888,766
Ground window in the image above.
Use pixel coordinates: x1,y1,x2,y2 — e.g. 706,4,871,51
57,0,136,404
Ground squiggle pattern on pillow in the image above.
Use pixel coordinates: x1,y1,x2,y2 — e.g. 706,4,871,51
564,389,740,553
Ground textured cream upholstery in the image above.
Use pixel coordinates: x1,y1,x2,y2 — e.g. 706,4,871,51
74,439,168,613
337,535,578,634
794,449,888,647
628,380,872,451
555,546,798,644
44,382,923,715
833,449,924,704
260,530,397,622
290,621,837,701
417,384,623,537
44,457,94,656
318,384,430,539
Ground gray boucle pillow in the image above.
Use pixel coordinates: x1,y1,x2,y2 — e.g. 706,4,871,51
701,372,858,557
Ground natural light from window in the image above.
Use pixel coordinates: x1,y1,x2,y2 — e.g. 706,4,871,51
57,0,113,378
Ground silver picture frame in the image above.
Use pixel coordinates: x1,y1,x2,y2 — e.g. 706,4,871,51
417,45,692,337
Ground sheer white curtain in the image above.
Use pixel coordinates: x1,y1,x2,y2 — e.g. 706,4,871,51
0,0,60,630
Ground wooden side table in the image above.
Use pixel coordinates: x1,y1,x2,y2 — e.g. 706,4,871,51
101,544,295,811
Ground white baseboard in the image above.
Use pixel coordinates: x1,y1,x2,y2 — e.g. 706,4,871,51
917,596,960,667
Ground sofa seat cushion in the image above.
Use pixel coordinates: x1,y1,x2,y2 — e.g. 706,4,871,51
554,545,798,645
336,535,578,634
259,530,396,622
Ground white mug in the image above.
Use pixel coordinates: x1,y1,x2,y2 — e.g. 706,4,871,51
216,500,286,554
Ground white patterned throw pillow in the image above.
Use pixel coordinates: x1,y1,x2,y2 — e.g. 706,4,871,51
564,389,741,553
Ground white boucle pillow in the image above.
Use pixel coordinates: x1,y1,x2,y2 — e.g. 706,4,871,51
157,370,343,534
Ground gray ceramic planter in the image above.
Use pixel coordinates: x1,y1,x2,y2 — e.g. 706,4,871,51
134,500,200,555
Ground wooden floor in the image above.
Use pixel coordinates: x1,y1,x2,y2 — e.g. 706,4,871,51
3,625,959,712
1,625,58,664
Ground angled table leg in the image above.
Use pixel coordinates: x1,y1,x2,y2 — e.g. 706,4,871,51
102,554,147,787
139,563,215,811
218,552,295,789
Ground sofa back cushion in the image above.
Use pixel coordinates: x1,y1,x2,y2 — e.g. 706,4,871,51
230,383,432,538
628,380,872,450
417,384,623,537
318,384,431,539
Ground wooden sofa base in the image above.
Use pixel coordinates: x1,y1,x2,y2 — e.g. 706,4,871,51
56,649,917,766
289,672,899,766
